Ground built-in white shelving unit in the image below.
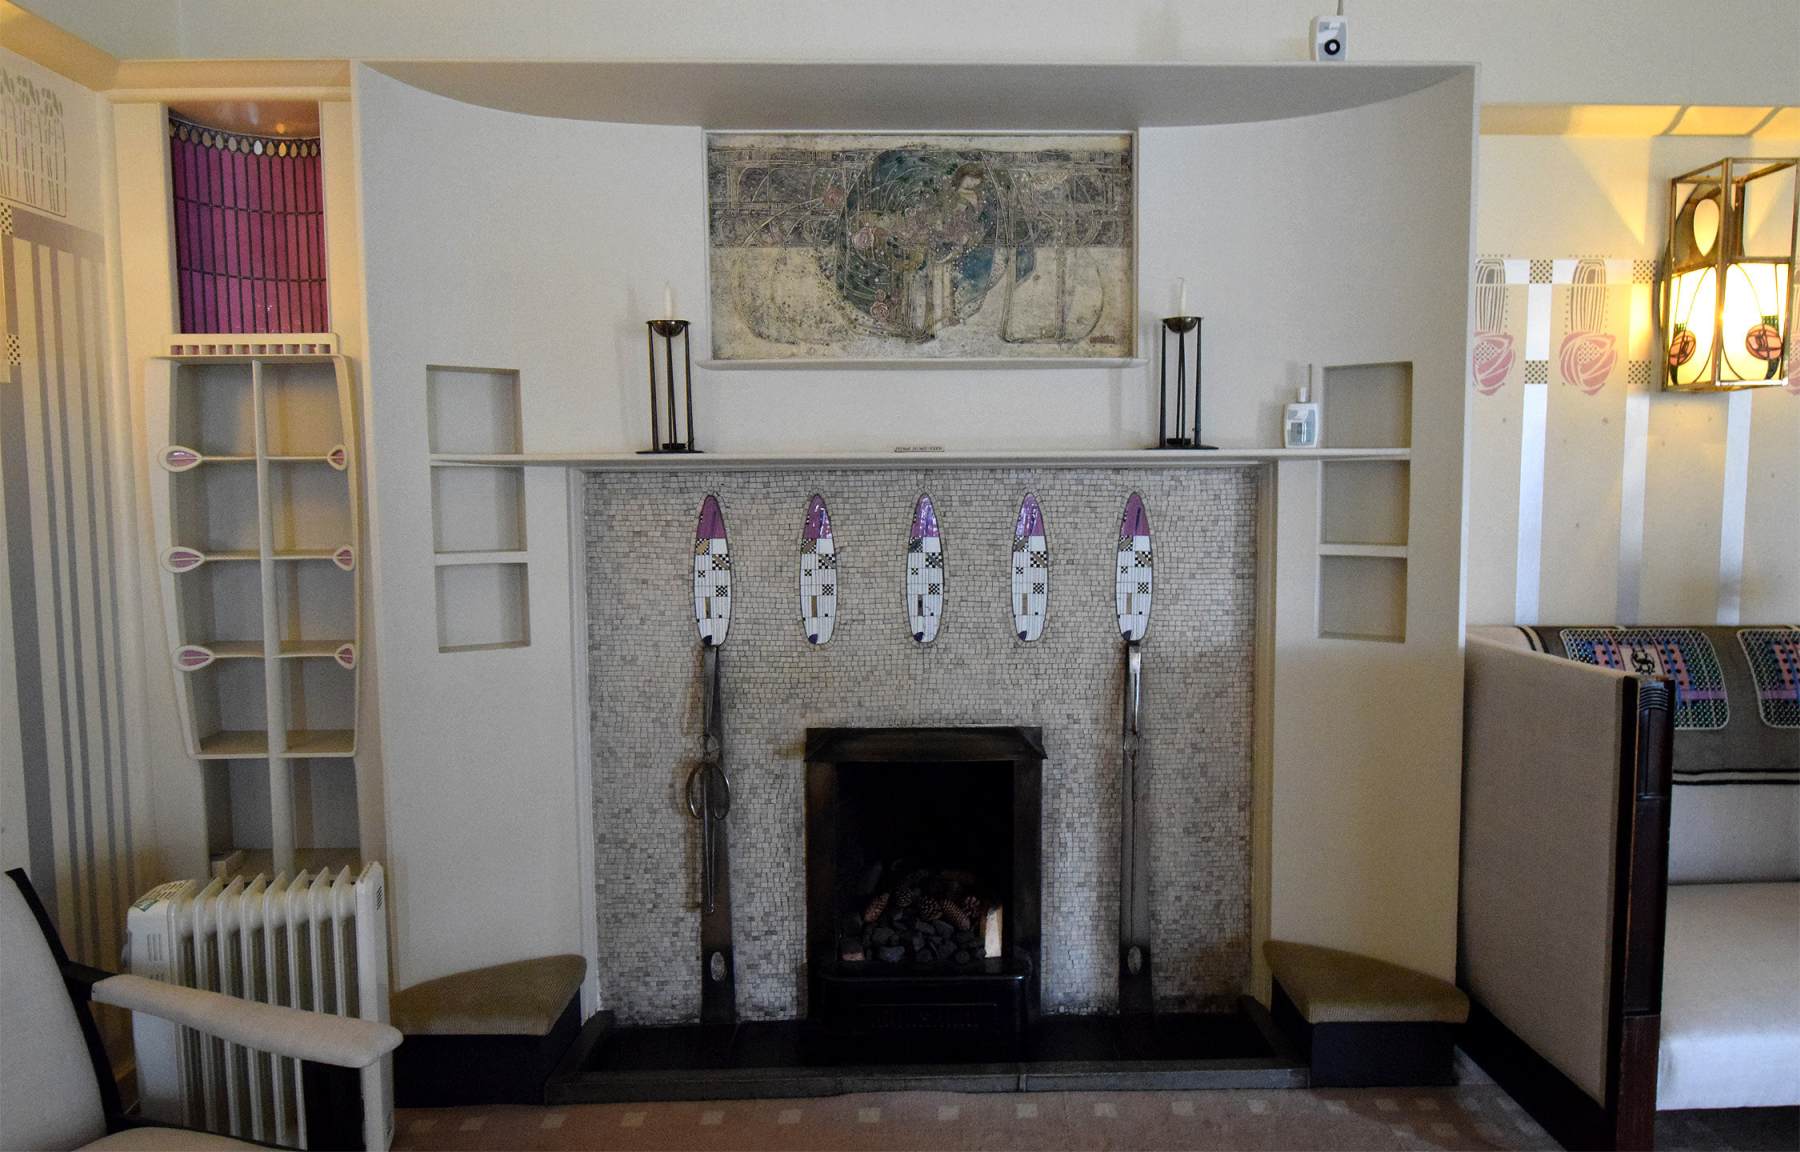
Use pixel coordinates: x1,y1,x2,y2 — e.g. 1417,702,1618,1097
1316,362,1413,644
147,351,362,872
426,365,530,652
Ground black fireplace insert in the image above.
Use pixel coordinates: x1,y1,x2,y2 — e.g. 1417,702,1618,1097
805,726,1043,1049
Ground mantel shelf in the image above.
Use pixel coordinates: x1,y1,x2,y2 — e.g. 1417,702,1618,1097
697,357,1150,371
428,447,1410,471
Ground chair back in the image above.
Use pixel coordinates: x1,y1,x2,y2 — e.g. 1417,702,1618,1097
1,872,107,1151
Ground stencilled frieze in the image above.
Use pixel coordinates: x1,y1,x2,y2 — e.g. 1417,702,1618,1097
587,467,1256,1024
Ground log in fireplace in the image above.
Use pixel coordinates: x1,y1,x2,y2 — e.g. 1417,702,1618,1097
804,727,1043,1051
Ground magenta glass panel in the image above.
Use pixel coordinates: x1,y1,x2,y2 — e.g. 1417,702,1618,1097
169,117,328,334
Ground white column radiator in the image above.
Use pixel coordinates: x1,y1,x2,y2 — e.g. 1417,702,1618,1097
124,864,393,1150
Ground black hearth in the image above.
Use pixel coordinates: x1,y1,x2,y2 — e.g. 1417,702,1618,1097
805,726,1043,1051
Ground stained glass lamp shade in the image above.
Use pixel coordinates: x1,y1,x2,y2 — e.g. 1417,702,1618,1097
1661,157,1797,391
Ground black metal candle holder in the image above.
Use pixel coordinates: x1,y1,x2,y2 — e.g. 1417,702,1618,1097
641,318,699,454
1156,316,1215,450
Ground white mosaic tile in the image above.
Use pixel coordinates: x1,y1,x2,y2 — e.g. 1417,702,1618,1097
588,466,1257,1022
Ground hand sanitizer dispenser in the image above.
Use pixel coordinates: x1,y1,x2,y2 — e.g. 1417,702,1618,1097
1284,367,1321,448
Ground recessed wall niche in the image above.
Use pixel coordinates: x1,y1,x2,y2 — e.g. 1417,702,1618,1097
428,365,530,652
1321,361,1412,449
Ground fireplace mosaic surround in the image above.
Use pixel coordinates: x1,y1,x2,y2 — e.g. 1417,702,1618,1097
585,466,1257,1024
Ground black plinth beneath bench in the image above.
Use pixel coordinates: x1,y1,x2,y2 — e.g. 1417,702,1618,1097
547,1001,1305,1103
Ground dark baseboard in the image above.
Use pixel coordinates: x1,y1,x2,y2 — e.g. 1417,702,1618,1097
1460,999,1647,1151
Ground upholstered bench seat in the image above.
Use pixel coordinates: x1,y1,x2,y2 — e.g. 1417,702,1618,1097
391,954,586,1106
1265,940,1469,1086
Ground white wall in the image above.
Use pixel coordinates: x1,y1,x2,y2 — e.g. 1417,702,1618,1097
1469,134,1800,626
355,63,1475,989
21,0,1800,108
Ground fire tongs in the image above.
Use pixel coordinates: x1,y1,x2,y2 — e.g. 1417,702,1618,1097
684,643,735,1023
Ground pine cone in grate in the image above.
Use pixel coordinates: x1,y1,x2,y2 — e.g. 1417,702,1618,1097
943,902,971,931
960,894,984,921
863,891,889,924
895,886,918,909
918,895,943,922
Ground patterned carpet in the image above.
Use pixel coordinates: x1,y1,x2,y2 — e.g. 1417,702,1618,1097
394,1086,1557,1150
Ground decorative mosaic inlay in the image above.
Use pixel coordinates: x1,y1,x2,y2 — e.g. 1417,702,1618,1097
905,494,944,644
1115,492,1153,642
1560,627,1728,730
1011,493,1049,643
1738,627,1800,729
586,468,1257,1024
799,494,837,646
693,494,732,647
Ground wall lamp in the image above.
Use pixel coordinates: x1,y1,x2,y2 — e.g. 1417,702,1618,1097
1660,156,1797,391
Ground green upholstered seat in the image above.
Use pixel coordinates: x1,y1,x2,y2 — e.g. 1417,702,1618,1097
1265,940,1469,1026
390,954,586,1037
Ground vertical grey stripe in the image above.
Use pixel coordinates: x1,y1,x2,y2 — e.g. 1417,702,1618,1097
1616,391,1650,623
88,257,136,901
1716,391,1752,625
2,231,58,905
31,242,85,954
73,256,122,931
46,248,103,959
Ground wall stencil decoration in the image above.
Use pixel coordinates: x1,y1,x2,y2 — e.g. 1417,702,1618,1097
799,494,838,645
706,132,1134,361
1559,257,1618,395
906,494,944,643
1011,493,1049,642
1471,257,1515,394
1115,492,1153,642
693,494,732,646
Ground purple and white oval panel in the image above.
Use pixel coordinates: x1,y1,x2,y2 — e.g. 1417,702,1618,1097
334,643,357,670
332,545,356,571
1011,493,1049,642
326,444,348,471
173,644,216,671
906,494,944,644
1115,492,1153,642
160,445,202,472
799,494,837,646
693,494,732,647
163,546,206,574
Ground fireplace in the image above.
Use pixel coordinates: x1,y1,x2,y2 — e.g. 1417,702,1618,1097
805,726,1043,1048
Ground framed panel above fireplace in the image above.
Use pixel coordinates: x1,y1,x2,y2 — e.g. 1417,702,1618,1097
805,726,1044,1043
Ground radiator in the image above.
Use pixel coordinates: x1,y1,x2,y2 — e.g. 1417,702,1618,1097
125,864,393,1150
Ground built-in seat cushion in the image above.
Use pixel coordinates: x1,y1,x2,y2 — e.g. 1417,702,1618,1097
1265,940,1469,1025
390,954,585,1037
1659,882,1800,1110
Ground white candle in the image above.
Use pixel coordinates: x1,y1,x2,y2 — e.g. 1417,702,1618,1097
1177,278,1188,317
663,283,675,321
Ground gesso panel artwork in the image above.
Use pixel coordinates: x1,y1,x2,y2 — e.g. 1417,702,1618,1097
707,132,1135,361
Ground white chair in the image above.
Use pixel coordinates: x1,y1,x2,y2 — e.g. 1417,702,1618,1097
1,868,402,1150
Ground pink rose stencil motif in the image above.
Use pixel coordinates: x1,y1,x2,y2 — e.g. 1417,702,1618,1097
1471,257,1514,395
1559,258,1616,395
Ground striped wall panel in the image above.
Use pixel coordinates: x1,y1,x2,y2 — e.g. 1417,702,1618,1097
1,202,144,970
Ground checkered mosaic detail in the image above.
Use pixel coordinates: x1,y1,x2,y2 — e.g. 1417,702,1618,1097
905,494,946,644
799,494,837,645
1011,493,1049,643
1560,628,1729,730
692,494,732,646
1115,492,1153,642
1738,627,1800,729
586,467,1257,1023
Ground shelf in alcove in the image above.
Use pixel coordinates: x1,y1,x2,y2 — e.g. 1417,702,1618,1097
177,549,259,563
197,731,271,759
434,549,529,567
266,454,344,464
1317,543,1408,559
273,549,348,562
281,730,356,758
